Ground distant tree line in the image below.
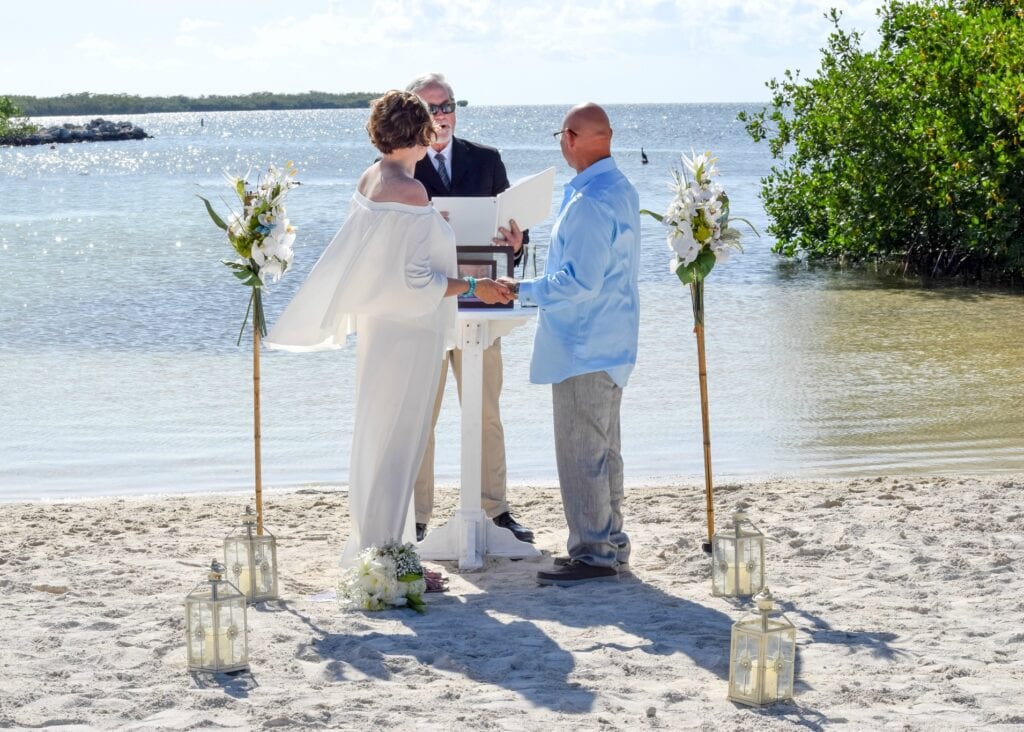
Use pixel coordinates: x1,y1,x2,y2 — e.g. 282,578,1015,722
740,0,1024,281
6,91,382,116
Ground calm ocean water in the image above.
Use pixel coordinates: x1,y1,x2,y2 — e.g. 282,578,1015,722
2,105,1023,501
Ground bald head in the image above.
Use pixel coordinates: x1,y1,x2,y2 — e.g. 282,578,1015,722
565,103,611,137
560,102,613,172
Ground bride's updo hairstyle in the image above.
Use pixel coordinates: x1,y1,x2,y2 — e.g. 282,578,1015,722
366,90,435,154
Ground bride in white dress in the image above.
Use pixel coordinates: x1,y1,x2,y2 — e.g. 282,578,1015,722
265,91,511,565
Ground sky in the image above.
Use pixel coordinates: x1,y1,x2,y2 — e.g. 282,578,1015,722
2,0,886,104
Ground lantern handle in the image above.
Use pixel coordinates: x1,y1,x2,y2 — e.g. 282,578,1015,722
207,558,225,582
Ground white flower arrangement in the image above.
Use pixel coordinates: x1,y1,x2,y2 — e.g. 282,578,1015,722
639,153,758,537
338,543,427,614
642,152,756,284
199,162,300,342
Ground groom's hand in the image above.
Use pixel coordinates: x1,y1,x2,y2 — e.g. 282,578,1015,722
475,278,513,305
497,276,520,299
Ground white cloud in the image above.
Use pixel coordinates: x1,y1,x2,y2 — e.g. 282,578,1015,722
5,0,890,100
213,0,884,72
176,17,223,48
74,35,116,54
178,18,222,34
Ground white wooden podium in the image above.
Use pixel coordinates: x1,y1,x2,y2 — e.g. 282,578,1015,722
417,306,541,569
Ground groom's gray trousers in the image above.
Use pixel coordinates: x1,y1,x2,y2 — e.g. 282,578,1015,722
552,370,630,568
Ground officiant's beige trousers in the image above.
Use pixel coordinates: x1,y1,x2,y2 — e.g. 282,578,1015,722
414,339,509,524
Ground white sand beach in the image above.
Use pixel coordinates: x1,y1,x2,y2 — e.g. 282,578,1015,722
2,475,1023,731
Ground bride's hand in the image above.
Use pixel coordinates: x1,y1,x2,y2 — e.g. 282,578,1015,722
474,278,513,305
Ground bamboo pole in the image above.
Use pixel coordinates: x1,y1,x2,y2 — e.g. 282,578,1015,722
690,280,715,548
253,311,264,536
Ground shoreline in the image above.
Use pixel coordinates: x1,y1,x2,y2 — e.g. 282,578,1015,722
6,467,1024,504
4,474,1022,730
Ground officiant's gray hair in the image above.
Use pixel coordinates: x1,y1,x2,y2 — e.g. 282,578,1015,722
406,72,455,101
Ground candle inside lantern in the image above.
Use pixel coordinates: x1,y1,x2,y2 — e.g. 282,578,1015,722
754,661,779,701
723,563,750,595
186,559,250,674
223,508,279,603
203,627,234,664
236,567,253,599
727,588,795,706
711,511,766,598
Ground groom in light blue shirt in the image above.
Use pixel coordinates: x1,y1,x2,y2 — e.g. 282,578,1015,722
501,103,640,586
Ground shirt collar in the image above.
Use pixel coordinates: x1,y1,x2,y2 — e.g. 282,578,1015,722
431,138,454,162
567,156,617,192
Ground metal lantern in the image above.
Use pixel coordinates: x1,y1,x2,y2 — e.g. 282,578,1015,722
711,510,766,597
728,588,796,706
185,559,250,673
224,505,279,602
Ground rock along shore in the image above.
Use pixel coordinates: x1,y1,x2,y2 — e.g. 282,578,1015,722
1,117,150,146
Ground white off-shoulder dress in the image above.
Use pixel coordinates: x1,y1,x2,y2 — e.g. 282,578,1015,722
266,192,457,565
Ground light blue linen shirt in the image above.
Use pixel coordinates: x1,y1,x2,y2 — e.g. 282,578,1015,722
518,156,640,387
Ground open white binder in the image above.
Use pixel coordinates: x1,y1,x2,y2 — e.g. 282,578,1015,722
433,167,556,244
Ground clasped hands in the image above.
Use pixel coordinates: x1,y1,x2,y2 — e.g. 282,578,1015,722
467,218,524,305
473,277,514,305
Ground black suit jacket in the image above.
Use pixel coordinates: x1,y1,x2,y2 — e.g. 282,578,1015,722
415,137,528,262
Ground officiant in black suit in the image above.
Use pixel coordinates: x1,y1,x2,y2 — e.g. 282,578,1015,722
407,72,534,545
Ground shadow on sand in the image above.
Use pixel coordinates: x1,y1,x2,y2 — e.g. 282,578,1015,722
274,559,895,723
280,562,729,713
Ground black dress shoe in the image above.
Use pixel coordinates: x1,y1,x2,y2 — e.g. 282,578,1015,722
415,523,427,542
492,511,535,543
537,560,618,586
554,554,629,569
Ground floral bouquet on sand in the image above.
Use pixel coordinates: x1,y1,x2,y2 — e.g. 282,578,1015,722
199,162,299,343
339,543,428,614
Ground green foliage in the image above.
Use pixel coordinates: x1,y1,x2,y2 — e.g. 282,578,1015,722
197,196,228,232
678,250,717,285
223,260,261,288
0,96,37,138
5,91,380,116
738,0,1024,279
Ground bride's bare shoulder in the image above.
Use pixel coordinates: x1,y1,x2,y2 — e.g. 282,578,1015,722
386,177,429,207
357,166,429,207
355,165,377,193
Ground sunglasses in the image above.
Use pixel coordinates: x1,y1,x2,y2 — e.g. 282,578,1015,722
428,101,457,115
553,128,578,139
